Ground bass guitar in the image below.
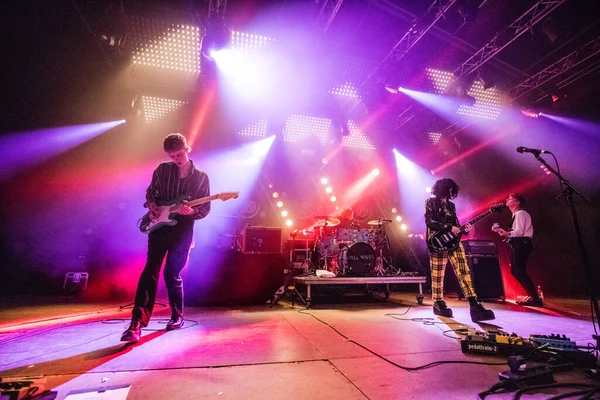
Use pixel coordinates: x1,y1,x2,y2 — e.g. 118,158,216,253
427,203,506,252
139,191,239,234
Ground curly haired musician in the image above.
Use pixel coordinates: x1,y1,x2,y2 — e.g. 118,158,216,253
424,178,495,322
493,193,542,307
121,133,211,342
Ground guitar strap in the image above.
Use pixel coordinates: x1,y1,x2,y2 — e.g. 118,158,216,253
508,215,515,231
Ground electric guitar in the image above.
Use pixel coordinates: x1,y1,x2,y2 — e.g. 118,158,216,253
139,191,239,234
427,203,506,252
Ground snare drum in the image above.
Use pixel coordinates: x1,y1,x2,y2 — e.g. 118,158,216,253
337,242,377,276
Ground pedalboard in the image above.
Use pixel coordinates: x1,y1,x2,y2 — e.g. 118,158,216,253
461,330,598,368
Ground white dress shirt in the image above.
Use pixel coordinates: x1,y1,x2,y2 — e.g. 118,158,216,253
510,209,534,238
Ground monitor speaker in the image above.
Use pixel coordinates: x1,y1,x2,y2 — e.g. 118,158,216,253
467,255,505,301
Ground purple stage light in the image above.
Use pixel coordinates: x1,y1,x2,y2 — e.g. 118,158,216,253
230,31,276,54
329,82,360,99
341,121,377,150
238,117,268,137
132,25,200,73
427,132,442,145
141,96,187,124
283,114,331,144
426,68,455,94
0,120,126,182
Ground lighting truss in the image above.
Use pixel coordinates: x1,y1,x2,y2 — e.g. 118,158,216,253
208,0,227,15
453,0,568,79
315,0,345,33
511,35,600,102
355,0,458,114
383,0,457,66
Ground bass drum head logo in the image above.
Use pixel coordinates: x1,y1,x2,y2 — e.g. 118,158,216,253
238,200,261,219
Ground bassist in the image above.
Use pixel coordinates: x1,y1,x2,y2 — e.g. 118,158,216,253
121,133,211,342
425,178,495,322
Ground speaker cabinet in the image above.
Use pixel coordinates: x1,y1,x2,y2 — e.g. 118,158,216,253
467,255,505,301
185,251,285,306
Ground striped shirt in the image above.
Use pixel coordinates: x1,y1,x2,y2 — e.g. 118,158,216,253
145,160,210,220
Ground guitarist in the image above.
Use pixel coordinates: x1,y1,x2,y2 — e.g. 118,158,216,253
121,133,211,342
492,193,541,307
425,178,495,322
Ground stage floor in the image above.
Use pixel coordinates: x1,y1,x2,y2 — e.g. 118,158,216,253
0,293,597,399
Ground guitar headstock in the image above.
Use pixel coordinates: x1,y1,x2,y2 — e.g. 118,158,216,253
490,203,507,213
218,191,239,201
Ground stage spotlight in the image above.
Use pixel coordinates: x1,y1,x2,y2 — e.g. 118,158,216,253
391,208,397,214
325,186,333,193
385,85,400,94
476,69,496,90
330,196,337,202
425,187,432,193
521,109,540,118
371,168,380,176
272,192,279,198
281,210,288,217
321,177,328,185
396,216,402,222
276,201,283,208
400,223,407,231
285,219,293,227
201,13,229,58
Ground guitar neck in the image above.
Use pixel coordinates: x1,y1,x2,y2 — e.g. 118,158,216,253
168,194,218,212
463,210,492,227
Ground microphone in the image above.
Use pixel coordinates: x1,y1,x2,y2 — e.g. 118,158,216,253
516,146,550,155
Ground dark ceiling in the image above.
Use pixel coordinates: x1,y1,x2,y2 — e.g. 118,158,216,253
2,0,600,133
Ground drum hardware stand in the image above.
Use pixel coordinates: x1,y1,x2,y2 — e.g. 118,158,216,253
270,230,307,307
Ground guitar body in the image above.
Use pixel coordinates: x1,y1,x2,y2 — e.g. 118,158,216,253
138,192,239,234
428,231,462,253
139,196,186,234
427,203,506,253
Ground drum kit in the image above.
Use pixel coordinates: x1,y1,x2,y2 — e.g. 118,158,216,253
305,215,397,276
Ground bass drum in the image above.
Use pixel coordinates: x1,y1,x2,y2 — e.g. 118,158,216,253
337,242,377,276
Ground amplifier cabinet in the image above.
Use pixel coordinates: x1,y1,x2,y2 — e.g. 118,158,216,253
241,226,282,254
462,240,498,256
467,255,505,301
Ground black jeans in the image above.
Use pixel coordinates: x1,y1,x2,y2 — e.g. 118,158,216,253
509,237,537,299
132,218,194,326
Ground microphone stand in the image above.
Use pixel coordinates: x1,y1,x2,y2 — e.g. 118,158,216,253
532,153,599,341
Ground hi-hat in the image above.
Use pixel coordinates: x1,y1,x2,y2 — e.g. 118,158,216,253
313,216,340,226
367,219,392,226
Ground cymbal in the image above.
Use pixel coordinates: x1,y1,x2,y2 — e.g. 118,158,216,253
313,216,340,226
367,219,392,226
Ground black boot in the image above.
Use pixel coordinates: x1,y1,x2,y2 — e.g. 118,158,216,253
467,297,495,322
433,300,453,318
121,321,142,342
